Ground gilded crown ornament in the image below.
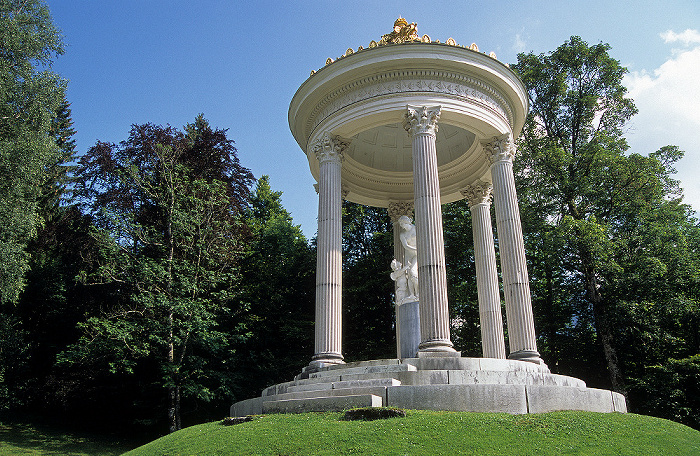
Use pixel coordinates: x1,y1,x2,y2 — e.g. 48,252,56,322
379,17,420,45
315,18,500,74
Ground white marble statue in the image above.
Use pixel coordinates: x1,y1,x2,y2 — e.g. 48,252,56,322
397,215,419,301
390,259,409,304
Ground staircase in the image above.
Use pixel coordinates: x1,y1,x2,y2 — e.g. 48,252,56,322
230,357,626,417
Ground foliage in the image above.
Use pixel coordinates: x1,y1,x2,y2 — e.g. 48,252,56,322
124,410,700,456
61,116,254,433
0,0,67,303
629,355,700,430
233,175,315,398
341,202,395,361
442,199,482,356
513,36,700,427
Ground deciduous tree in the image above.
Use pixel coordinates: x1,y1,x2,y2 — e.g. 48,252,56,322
513,37,700,419
64,116,253,432
0,0,67,303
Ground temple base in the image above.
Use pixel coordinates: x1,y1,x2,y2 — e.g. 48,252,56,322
230,357,626,417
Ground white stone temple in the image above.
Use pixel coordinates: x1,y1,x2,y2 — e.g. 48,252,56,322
231,18,626,416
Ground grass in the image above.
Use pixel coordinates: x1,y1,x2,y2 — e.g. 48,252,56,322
0,421,136,455
124,410,700,456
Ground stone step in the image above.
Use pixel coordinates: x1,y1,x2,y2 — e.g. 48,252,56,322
286,377,401,393
447,370,586,388
309,363,417,379
262,394,382,414
269,385,390,402
262,374,346,397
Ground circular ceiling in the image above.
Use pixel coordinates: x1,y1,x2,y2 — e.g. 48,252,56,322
347,123,476,173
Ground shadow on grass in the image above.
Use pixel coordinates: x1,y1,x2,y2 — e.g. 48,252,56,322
0,422,135,456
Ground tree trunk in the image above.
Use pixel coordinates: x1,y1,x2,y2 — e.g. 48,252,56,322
166,175,180,433
583,261,626,395
167,310,181,433
545,257,559,370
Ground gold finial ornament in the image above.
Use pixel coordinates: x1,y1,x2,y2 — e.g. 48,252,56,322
379,16,420,45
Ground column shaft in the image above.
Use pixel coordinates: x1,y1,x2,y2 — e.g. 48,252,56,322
484,135,542,364
463,183,506,359
311,133,348,365
404,106,455,353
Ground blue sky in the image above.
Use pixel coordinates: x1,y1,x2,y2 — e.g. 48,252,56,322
46,1,700,238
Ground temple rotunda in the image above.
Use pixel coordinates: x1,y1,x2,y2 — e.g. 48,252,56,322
231,19,626,416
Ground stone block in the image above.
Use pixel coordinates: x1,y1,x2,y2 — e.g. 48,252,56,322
230,397,263,417
397,370,449,386
479,357,541,372
262,394,382,414
417,350,462,358
269,386,388,404
387,384,527,414
339,371,400,382
353,358,402,367
333,378,401,389
286,381,334,393
526,386,615,413
311,363,416,379
413,356,480,371
545,374,586,388
295,375,341,386
612,392,627,412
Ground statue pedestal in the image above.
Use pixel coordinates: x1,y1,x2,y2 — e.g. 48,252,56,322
397,300,421,359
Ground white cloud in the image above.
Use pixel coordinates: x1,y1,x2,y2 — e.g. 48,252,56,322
623,30,700,212
513,33,526,53
659,29,700,45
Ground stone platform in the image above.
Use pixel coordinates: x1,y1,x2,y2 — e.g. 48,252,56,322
230,356,626,417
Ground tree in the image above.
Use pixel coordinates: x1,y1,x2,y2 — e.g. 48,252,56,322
0,0,67,303
341,202,395,361
512,36,700,412
442,200,482,357
64,116,254,433
234,176,315,397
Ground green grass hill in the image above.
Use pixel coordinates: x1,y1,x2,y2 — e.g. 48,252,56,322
124,410,700,456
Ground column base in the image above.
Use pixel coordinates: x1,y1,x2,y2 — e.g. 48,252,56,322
310,352,345,368
418,339,457,354
508,350,547,366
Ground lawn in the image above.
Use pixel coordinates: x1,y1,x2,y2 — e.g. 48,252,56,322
124,410,700,456
0,421,136,455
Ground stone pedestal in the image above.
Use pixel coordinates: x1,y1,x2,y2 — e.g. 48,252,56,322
396,301,421,359
483,135,542,364
462,182,506,359
311,132,348,366
403,105,455,353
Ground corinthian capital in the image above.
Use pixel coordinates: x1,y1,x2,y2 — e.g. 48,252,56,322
313,132,350,164
461,181,493,207
403,105,441,137
482,134,515,164
387,201,414,223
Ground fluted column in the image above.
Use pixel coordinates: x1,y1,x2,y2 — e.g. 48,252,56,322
461,182,506,359
483,134,542,364
311,132,349,366
403,105,455,353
